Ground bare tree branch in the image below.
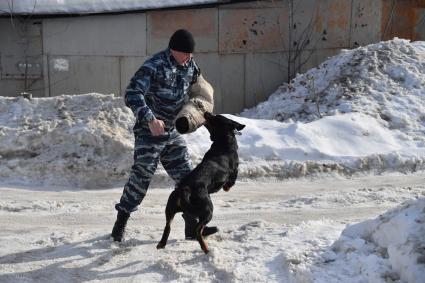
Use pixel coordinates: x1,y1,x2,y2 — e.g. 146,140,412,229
383,0,397,40
285,0,319,81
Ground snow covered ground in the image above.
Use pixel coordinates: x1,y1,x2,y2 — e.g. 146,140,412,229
0,38,424,282
0,174,424,282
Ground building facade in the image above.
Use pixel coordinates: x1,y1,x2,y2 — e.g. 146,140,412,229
0,0,424,113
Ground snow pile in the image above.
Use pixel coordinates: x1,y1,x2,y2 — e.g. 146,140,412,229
241,38,425,140
0,94,135,188
237,38,425,179
226,113,425,179
288,198,425,283
335,198,425,283
1,39,425,188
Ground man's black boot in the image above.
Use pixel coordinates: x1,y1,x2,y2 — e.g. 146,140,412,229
182,213,218,240
111,211,130,242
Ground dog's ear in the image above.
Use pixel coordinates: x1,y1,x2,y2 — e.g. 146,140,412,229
233,121,245,131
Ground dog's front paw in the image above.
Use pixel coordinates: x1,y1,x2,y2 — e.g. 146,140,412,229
156,242,166,249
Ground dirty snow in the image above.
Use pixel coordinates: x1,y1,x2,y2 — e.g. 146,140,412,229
0,94,134,188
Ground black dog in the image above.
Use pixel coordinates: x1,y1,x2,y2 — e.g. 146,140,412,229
157,112,245,253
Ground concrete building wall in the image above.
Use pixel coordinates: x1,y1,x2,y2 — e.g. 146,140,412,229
1,0,424,113
0,18,44,97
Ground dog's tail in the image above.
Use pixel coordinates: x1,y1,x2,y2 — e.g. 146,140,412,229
179,186,198,216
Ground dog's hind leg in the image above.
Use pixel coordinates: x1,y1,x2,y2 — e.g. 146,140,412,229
157,191,179,249
196,198,213,254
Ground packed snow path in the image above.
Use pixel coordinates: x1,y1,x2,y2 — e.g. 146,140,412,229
0,173,424,282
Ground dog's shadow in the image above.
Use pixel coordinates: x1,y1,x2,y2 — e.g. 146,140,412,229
0,235,169,282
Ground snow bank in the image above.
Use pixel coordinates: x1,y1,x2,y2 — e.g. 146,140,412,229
283,198,425,283
2,93,423,188
190,113,425,180
238,38,425,178
0,94,135,188
1,39,425,188
241,39,425,139
335,198,425,283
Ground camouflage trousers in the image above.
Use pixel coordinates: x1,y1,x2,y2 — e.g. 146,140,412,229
115,130,193,213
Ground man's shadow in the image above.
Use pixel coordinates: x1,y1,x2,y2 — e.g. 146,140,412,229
0,234,176,282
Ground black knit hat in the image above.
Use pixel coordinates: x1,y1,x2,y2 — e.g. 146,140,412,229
169,29,195,53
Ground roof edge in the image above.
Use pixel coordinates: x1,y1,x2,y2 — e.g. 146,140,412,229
0,0,257,17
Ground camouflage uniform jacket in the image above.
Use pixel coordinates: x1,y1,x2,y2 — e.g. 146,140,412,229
124,48,201,135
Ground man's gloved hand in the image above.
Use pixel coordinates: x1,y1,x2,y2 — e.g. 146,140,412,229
148,119,165,136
